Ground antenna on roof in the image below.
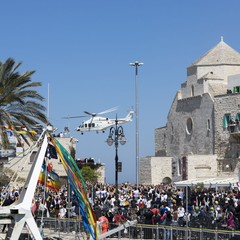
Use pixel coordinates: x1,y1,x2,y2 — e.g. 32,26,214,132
221,36,224,42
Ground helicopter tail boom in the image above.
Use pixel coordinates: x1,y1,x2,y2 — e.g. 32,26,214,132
117,110,134,123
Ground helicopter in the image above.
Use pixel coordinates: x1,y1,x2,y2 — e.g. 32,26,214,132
63,107,134,134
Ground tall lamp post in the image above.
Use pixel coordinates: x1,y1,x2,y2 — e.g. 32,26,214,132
129,61,143,188
106,117,126,201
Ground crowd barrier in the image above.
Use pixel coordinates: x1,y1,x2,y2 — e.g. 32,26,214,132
40,218,240,239
105,222,240,239
2,217,240,239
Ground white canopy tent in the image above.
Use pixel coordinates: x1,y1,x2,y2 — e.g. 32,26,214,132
174,177,239,189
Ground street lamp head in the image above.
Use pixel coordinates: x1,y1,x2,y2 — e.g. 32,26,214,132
129,61,144,67
120,134,127,145
106,135,114,146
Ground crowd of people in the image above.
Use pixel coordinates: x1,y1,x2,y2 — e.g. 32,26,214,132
1,182,240,237
91,183,240,233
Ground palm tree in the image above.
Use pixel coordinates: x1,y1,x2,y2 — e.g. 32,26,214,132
0,58,48,149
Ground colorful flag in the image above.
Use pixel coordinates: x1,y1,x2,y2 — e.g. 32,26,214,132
3,126,37,134
3,126,13,130
38,163,61,191
45,144,58,159
50,136,97,240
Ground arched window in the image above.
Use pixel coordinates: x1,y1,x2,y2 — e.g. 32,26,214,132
170,125,174,143
191,85,194,96
207,119,211,130
186,118,193,135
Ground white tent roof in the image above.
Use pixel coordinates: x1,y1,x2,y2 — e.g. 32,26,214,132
174,177,239,188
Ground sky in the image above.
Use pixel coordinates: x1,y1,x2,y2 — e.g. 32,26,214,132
1,1,240,184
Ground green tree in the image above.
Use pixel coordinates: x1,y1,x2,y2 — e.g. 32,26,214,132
80,165,98,183
0,58,48,148
69,146,76,160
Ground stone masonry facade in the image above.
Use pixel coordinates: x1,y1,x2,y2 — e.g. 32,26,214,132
140,39,240,185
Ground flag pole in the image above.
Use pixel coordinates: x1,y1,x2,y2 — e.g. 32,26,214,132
40,158,48,238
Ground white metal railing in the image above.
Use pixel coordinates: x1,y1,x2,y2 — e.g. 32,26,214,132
1,217,240,239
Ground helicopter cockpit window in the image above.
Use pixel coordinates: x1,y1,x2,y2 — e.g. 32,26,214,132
85,124,87,128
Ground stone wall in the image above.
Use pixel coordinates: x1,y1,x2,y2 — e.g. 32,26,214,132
96,164,106,184
187,154,218,179
214,93,240,174
140,156,172,185
4,136,105,185
166,93,214,157
140,156,152,185
140,40,240,185
155,127,166,156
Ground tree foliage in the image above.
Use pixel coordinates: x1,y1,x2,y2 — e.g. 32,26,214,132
80,165,98,183
0,58,48,148
0,167,25,186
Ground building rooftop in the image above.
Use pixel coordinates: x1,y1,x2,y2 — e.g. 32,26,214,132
190,37,240,66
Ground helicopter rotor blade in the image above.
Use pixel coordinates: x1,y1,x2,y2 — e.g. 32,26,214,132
84,106,118,117
62,115,87,119
97,106,119,115
84,111,97,117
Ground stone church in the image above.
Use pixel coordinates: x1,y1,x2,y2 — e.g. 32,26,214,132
140,38,240,186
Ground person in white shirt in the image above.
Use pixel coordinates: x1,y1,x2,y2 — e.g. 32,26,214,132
109,196,116,207
177,189,184,199
100,188,107,201
177,205,185,218
161,191,168,203
58,205,67,231
119,195,126,207
177,205,185,226
133,188,139,200
146,198,152,209
58,205,67,219
95,188,101,199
